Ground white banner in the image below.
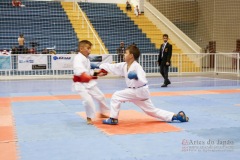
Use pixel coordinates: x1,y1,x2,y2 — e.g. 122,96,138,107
18,55,48,70
52,54,75,70
17,54,113,71
51,54,113,70
52,54,112,70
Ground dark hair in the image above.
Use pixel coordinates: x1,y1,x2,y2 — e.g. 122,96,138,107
163,34,168,38
78,40,92,51
126,45,140,60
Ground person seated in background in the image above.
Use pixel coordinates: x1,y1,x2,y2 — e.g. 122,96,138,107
11,46,18,54
12,0,21,7
12,0,25,7
0,49,10,55
49,50,56,54
126,1,132,11
134,5,141,16
28,48,36,54
41,49,49,54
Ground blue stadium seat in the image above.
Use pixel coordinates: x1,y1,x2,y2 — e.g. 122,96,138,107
78,2,158,54
0,1,78,53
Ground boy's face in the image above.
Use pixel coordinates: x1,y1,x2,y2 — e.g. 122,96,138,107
80,44,91,57
123,50,133,62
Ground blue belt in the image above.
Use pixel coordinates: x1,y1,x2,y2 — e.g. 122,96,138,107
128,84,146,89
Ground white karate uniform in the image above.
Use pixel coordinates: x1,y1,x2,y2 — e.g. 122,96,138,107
72,53,109,119
99,61,174,122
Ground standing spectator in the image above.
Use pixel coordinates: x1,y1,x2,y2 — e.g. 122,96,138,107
126,1,132,11
18,33,24,54
116,41,125,63
134,5,141,16
157,34,172,87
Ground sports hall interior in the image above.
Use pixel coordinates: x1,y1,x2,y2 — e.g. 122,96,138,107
0,0,240,160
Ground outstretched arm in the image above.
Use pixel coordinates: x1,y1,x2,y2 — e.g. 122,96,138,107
99,63,125,76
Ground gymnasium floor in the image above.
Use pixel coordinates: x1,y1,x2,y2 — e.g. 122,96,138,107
0,75,240,160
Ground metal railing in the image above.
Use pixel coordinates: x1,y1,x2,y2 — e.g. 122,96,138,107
0,53,239,79
73,0,107,54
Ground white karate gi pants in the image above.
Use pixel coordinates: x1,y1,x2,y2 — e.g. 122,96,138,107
77,85,109,119
110,87,174,122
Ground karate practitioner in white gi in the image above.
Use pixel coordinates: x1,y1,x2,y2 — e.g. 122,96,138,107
98,45,189,125
72,40,109,124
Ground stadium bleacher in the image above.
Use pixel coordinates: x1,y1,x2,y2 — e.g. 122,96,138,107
78,2,159,54
0,0,78,54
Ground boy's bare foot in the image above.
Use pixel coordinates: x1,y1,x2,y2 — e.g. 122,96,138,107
98,113,109,118
87,117,93,125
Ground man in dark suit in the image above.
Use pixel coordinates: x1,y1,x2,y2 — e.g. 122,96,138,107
157,34,172,87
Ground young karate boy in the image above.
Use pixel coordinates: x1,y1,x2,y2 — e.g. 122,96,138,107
98,45,189,125
72,40,109,124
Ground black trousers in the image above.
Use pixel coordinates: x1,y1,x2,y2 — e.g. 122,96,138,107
18,45,24,54
117,55,123,63
160,64,170,84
